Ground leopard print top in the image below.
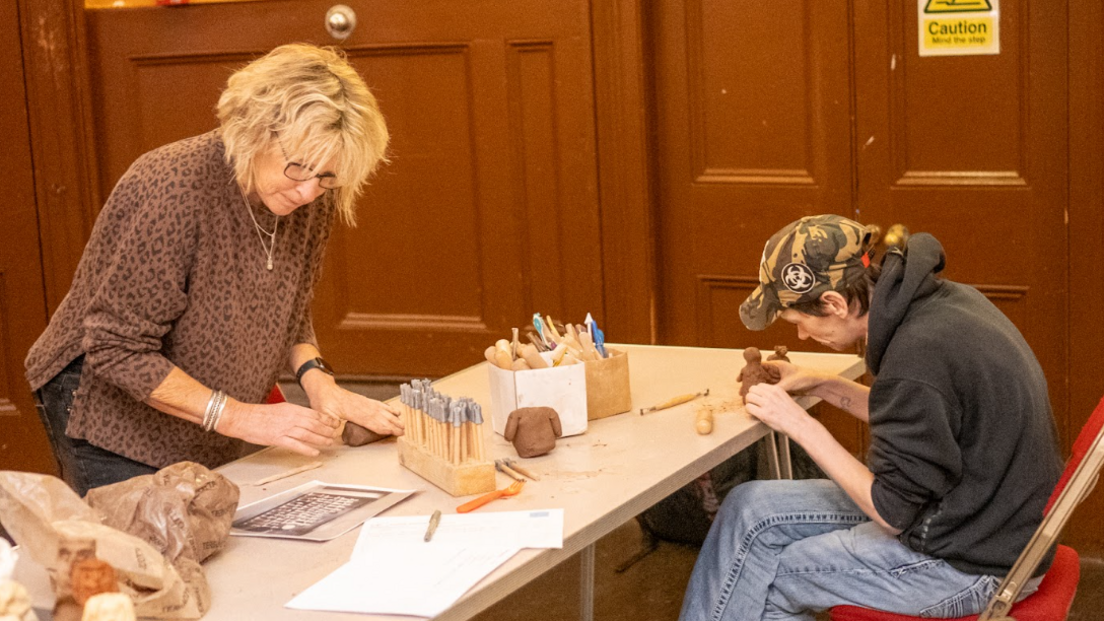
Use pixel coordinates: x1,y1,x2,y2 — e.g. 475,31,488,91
25,131,335,468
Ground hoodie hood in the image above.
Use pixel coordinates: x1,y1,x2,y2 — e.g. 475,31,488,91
865,232,946,374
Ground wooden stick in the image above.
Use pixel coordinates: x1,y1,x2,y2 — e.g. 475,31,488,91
639,389,710,415
451,423,460,465
505,459,540,481
474,422,486,462
252,461,322,486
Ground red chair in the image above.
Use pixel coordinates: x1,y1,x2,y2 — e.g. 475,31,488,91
831,395,1104,621
266,385,287,404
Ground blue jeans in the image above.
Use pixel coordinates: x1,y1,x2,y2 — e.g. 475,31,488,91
679,479,1015,621
33,356,157,497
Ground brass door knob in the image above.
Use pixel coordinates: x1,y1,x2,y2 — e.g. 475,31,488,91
326,5,357,41
882,223,910,249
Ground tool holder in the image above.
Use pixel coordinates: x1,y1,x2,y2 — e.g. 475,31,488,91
396,380,495,497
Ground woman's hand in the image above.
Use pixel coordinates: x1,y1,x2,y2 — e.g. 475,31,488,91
310,384,405,437
218,399,341,457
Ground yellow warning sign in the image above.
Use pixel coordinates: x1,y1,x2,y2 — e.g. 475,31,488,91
918,0,999,57
925,0,993,13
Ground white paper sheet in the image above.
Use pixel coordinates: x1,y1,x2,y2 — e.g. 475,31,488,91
353,508,564,555
287,509,564,617
286,543,519,618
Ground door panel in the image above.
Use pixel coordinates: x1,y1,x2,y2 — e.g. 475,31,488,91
1,0,55,474
85,0,602,378
653,0,854,354
851,0,1068,424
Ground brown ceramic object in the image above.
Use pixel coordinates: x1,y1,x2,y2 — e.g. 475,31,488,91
766,346,791,362
342,421,387,447
71,558,118,607
504,407,562,458
737,347,781,404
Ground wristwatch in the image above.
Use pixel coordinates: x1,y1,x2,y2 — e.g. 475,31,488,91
296,357,335,386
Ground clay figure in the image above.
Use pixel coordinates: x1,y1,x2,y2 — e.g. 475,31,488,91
55,557,118,621
342,421,385,447
737,347,781,404
71,559,118,607
504,407,562,458
767,346,790,363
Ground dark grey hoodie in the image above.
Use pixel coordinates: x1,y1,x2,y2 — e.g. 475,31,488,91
865,233,1062,577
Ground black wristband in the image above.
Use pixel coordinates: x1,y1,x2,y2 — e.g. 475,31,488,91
296,357,335,386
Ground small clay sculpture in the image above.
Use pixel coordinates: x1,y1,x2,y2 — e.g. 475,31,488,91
55,557,119,621
71,559,118,607
504,407,562,458
767,346,790,363
737,347,781,404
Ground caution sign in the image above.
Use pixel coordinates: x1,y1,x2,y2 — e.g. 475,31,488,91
918,0,999,57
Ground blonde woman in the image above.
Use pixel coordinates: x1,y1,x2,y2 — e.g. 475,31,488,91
26,44,403,495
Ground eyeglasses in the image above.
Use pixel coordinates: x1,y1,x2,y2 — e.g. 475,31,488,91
277,140,341,189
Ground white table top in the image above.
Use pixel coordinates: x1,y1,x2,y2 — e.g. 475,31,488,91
16,345,865,620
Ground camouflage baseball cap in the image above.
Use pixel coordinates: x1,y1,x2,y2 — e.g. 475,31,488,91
739,214,873,331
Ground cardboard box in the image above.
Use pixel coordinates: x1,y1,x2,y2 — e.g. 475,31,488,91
488,361,588,437
584,347,632,420
487,347,633,436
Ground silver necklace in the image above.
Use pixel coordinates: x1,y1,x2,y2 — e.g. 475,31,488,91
239,187,279,270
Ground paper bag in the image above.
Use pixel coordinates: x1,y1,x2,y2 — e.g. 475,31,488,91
0,465,237,619
584,347,632,420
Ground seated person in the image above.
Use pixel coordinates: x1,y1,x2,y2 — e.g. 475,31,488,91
679,214,1062,621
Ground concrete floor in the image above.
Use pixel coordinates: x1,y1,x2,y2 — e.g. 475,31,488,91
288,379,1102,621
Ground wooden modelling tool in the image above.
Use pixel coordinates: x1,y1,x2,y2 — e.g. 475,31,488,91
252,461,323,486
494,459,526,481
639,388,710,415
503,458,540,481
695,409,714,435
396,380,495,497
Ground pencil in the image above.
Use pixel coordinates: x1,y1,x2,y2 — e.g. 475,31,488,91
424,509,442,542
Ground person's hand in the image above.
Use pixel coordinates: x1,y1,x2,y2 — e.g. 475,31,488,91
218,399,340,456
311,384,405,437
764,360,827,395
744,382,810,437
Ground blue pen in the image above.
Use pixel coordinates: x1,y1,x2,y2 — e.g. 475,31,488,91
533,313,551,346
587,314,607,358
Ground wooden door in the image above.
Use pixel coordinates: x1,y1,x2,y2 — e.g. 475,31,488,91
851,0,1069,428
653,0,854,353
651,1,863,446
0,0,55,474
85,0,602,378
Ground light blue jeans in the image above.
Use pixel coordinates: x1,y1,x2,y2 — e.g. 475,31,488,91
679,479,1016,621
